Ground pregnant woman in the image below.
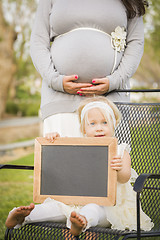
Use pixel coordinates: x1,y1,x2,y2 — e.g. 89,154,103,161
30,0,148,136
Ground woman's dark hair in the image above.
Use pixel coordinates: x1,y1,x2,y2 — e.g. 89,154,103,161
121,0,149,19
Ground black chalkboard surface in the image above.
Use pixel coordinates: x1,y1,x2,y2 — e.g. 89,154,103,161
34,137,117,206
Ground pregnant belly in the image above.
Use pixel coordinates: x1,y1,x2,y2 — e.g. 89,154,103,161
51,29,122,83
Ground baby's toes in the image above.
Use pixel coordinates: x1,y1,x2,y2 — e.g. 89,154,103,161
17,206,24,211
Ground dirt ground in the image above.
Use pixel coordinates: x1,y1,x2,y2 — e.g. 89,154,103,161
0,122,42,163
0,146,34,164
0,123,41,144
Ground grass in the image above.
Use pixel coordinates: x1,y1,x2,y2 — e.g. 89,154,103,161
132,127,159,175
0,154,34,240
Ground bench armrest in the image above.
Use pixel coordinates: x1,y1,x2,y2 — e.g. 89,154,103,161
133,173,160,193
133,173,160,239
0,164,34,170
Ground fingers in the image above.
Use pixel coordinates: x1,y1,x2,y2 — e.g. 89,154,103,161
45,132,60,142
92,78,107,84
64,75,79,82
77,85,102,96
111,156,123,171
64,75,91,86
63,75,92,94
63,76,109,95
78,77,109,96
78,85,98,93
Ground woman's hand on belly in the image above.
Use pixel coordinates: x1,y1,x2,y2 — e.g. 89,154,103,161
63,75,93,95
78,77,109,96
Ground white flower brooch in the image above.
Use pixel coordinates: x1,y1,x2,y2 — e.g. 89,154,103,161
111,26,127,52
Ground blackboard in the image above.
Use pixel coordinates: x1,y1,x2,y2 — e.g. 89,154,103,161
34,137,117,206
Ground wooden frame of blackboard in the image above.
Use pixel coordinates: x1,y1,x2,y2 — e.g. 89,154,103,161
33,137,117,206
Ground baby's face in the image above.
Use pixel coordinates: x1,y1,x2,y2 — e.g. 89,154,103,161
84,108,113,138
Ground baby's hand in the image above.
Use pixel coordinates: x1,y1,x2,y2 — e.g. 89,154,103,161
45,132,60,142
110,156,122,171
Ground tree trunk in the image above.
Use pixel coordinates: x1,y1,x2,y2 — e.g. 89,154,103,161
0,2,16,119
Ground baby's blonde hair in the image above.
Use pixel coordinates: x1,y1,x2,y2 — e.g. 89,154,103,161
77,96,122,136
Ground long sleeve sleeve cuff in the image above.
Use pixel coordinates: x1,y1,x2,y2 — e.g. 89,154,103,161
44,71,65,92
51,74,65,92
108,75,116,92
107,73,122,92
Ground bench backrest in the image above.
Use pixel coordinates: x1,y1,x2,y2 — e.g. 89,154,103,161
115,103,160,230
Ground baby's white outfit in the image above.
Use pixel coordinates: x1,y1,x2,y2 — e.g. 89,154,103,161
11,143,154,231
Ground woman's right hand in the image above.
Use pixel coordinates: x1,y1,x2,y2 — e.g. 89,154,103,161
63,75,92,95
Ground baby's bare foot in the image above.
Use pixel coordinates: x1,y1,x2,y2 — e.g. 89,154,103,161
70,211,87,236
5,203,35,229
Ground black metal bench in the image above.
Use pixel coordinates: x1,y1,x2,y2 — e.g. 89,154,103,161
1,101,160,240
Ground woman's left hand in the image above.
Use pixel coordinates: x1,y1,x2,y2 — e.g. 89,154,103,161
77,77,109,96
